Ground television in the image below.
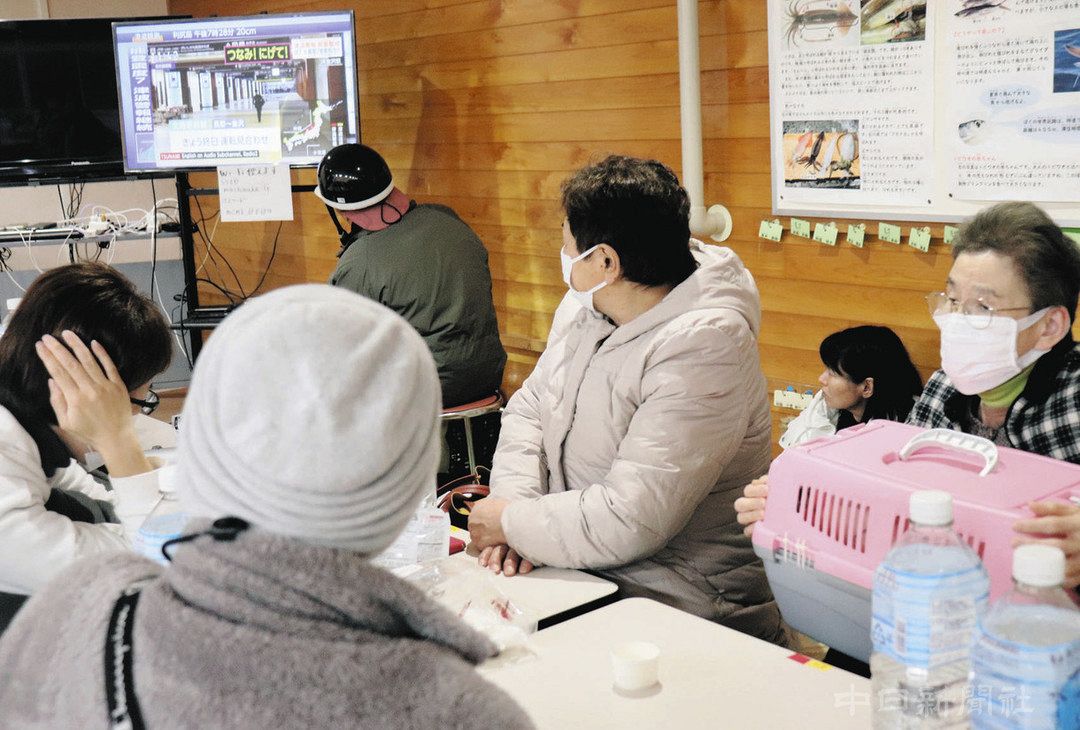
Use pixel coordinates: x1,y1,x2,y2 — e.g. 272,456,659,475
112,12,360,171
0,17,175,185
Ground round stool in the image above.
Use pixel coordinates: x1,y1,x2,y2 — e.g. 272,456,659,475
440,392,504,476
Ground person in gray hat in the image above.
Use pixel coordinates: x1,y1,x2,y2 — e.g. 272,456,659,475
0,284,532,729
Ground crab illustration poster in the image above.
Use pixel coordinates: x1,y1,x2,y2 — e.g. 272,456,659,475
768,1,936,209
945,1,1080,202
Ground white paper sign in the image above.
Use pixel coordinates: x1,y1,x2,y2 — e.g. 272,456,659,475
217,164,294,222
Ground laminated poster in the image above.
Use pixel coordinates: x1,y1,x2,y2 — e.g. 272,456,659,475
768,0,936,208
944,0,1080,202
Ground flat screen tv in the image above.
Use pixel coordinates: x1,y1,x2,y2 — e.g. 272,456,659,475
113,12,360,171
0,17,175,185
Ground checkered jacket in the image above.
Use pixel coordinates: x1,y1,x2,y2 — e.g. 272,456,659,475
906,340,1080,463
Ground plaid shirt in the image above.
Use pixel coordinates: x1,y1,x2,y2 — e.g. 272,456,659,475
906,340,1080,463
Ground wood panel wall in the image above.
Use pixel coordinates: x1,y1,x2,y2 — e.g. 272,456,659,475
167,0,1006,424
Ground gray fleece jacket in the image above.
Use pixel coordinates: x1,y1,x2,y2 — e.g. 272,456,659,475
0,526,533,729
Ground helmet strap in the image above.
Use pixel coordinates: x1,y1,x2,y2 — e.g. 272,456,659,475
325,204,358,257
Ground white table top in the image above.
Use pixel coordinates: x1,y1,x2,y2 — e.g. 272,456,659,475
404,551,617,625
480,598,871,730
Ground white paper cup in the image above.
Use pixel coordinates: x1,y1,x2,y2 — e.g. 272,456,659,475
611,641,660,692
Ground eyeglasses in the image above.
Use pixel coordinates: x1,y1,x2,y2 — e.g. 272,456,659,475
925,291,1032,330
130,389,160,416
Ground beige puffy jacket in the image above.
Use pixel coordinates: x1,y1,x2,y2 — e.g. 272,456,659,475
491,241,786,643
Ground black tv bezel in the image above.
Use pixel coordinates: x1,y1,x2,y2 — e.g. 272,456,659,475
0,16,186,187
110,10,361,175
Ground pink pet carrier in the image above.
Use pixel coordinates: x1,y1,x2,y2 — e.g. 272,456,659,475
752,420,1080,662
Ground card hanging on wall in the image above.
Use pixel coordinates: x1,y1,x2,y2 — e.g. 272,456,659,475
758,219,783,242
790,218,811,239
943,226,959,245
218,164,294,222
846,223,865,248
908,227,932,253
878,223,901,245
812,222,838,246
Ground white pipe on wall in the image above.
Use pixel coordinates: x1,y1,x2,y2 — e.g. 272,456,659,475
677,0,733,242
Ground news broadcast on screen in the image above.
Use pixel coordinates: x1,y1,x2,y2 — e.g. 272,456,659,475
112,12,360,171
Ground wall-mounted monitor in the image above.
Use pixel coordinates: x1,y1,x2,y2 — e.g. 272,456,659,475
0,17,179,186
113,12,360,171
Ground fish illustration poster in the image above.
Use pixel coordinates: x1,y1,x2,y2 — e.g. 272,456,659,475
767,1,936,209
945,1,1080,202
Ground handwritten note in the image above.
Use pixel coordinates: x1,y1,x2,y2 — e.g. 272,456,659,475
908,227,932,252
812,222,838,246
758,219,783,242
846,223,865,248
790,218,811,239
943,225,959,245
218,164,294,222
878,222,901,245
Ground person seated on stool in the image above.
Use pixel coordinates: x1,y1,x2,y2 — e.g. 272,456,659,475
0,262,172,632
468,155,788,645
0,285,532,729
315,143,506,409
736,201,1080,586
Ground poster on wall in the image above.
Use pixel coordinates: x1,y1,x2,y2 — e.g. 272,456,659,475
767,1,936,209
944,1,1080,202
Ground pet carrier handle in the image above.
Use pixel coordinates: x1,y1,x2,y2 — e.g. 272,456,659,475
898,428,998,477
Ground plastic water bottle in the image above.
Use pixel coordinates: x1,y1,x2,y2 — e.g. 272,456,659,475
871,490,990,728
372,496,450,570
132,464,188,565
970,544,1080,729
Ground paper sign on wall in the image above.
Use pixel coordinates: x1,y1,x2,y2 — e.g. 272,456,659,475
878,223,901,245
812,222,838,246
943,226,959,245
790,218,811,238
847,224,865,248
758,219,783,242
218,164,294,222
908,227,932,252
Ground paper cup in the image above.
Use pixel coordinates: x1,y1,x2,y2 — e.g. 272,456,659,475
611,641,660,692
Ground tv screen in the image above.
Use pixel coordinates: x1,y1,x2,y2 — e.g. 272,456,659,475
0,17,172,184
113,12,360,171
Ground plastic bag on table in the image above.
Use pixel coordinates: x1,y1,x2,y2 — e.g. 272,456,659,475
392,557,537,656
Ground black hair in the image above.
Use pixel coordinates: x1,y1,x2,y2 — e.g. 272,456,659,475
819,326,923,422
952,201,1080,324
0,262,173,431
560,155,697,288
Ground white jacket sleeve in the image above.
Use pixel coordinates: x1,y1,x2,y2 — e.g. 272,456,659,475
501,323,755,569
777,390,838,450
489,358,550,502
0,456,129,595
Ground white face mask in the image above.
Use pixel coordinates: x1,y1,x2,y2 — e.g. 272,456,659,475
560,244,607,312
933,307,1051,395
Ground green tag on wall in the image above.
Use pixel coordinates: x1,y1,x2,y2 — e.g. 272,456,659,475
943,225,959,245
846,223,865,248
790,218,811,238
758,219,783,242
878,222,901,244
908,227,932,252
813,222,838,246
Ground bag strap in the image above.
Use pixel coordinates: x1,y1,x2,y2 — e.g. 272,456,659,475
105,584,148,730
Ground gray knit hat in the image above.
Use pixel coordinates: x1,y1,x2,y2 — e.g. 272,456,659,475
176,284,441,554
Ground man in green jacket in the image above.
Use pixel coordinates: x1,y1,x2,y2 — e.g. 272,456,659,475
315,144,506,408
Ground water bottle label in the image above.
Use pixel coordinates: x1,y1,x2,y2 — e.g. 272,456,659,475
971,636,1080,726
872,564,989,669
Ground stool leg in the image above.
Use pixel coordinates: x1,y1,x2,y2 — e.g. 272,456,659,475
464,416,477,476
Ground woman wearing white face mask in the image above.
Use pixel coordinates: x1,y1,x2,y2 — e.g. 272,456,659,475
736,202,1080,585
467,156,788,645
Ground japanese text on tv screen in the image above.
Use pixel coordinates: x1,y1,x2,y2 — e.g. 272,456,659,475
113,12,359,171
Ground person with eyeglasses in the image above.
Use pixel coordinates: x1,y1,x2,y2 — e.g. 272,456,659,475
736,201,1080,586
0,262,173,632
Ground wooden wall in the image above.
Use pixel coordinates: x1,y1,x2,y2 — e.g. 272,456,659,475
169,0,968,411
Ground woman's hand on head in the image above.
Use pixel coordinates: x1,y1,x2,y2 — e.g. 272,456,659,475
1013,501,1080,586
734,475,770,538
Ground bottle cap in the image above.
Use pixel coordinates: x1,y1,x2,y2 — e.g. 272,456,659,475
909,490,953,526
1013,544,1065,587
